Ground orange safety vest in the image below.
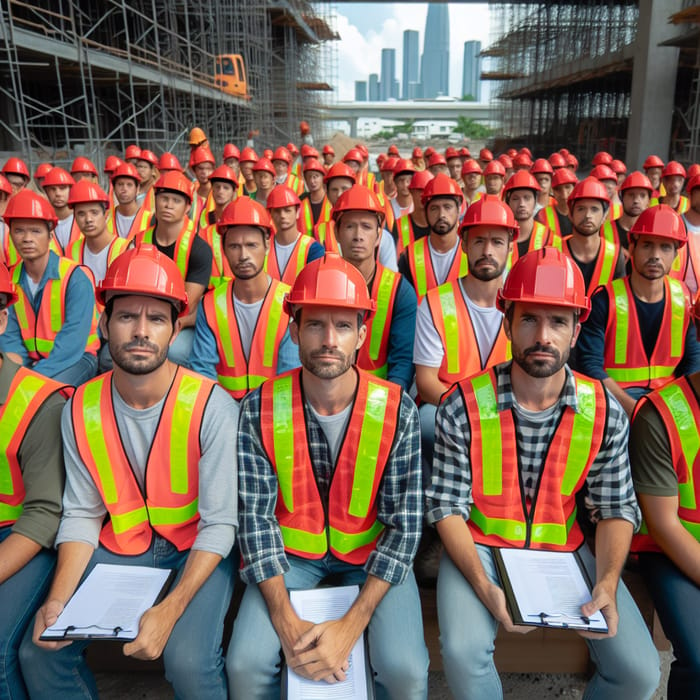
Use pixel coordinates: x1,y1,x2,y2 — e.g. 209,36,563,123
356,264,401,378
455,367,606,550
564,235,620,296
299,197,326,237
53,216,82,256
201,278,290,399
106,205,153,241
507,221,561,274
631,375,700,552
406,236,468,301
607,201,623,221
539,205,563,239
396,214,416,255
651,195,690,215
285,172,305,196
603,276,689,391
199,221,233,289
669,232,700,287
0,368,65,526
313,219,340,254
198,191,216,230
10,257,100,361
425,280,511,388
265,234,315,286
71,368,214,555
66,236,130,281
259,367,400,564
134,219,196,280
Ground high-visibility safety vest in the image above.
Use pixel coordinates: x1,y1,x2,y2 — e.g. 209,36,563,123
2,234,61,268
670,233,700,288
53,216,82,256
313,220,340,254
607,202,623,221
396,214,414,255
507,221,561,275
265,234,315,286
198,191,216,230
631,375,700,552
601,220,620,248
10,257,100,361
259,367,401,564
106,205,153,241
299,197,331,237
356,264,401,379
541,205,563,239
201,278,290,399
563,235,620,296
285,172,304,196
0,368,65,526
455,367,607,550
406,236,468,302
66,236,129,279
71,368,214,555
134,218,196,281
425,280,511,387
199,222,232,289
464,191,483,208
603,276,689,391
650,194,690,215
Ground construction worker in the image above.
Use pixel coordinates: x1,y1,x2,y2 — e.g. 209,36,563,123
133,172,212,365
681,174,700,297
157,152,183,174
0,261,67,700
33,162,53,189
427,246,660,700
250,157,277,207
0,176,12,265
65,180,129,285
446,146,463,183
299,158,329,236
591,164,623,220
610,158,627,187
562,177,625,296
461,159,483,206
190,146,216,225
106,162,153,240
428,152,450,177
190,196,299,399
498,153,514,180
333,185,417,391
643,154,665,198
1,158,30,194
124,144,141,166
629,295,700,700
24,245,238,700
288,142,302,181
576,205,700,417
377,156,398,202
354,143,376,190
392,170,434,255
265,185,324,285
477,148,493,170
314,162,356,253
342,147,364,181
42,167,81,254
653,161,690,214
398,173,468,301
222,143,241,179
535,166,576,239
0,189,99,385
482,160,506,198
69,157,99,185
239,146,258,196
227,253,429,698
391,158,416,222
321,143,335,168
530,158,554,212
616,171,653,252
272,147,302,195
134,149,159,202
412,146,425,171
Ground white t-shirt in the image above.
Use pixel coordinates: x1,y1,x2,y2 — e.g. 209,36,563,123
414,279,503,368
115,210,137,239
274,238,297,277
682,215,700,297
233,297,264,360
54,215,74,251
82,243,111,284
429,239,462,287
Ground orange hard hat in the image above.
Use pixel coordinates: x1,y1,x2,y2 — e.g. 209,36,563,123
567,177,610,212
283,253,376,316
662,161,687,179
461,158,482,176
629,204,687,247
497,247,590,322
459,195,519,240
222,143,240,161
0,262,18,307
303,158,325,175
393,158,416,177
67,180,110,208
189,127,208,147
331,184,384,224
158,152,183,172
209,164,239,187
592,151,613,166
3,189,58,229
460,147,471,158
610,159,627,175
103,156,123,174
42,167,75,188
427,153,447,168
272,147,292,164
124,144,141,160
266,185,301,209
421,172,464,205
300,120,311,135
190,146,215,168
503,170,541,195
240,147,259,163
355,144,369,158
34,162,54,180
530,158,554,175
2,157,30,179
552,168,579,188
137,150,158,166
217,196,272,234
322,144,335,156
409,170,434,190
424,146,436,158
590,164,618,183
483,160,506,177
619,171,653,194
0,175,12,197
70,157,98,176
479,148,494,162
388,144,400,157
512,152,533,168
643,155,664,170
376,154,387,169
153,171,193,203
343,148,363,164
110,163,140,183
252,157,276,176
97,244,188,315
324,162,356,184
548,153,567,169
519,147,533,158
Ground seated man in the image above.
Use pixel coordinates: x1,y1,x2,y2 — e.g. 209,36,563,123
227,254,429,699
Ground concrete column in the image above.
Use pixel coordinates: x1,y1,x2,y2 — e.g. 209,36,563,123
626,0,683,168
349,117,358,139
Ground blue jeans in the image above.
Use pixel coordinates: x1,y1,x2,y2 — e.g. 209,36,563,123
437,544,660,700
418,403,437,490
50,352,97,387
226,554,429,700
19,537,234,700
0,527,56,700
638,552,700,700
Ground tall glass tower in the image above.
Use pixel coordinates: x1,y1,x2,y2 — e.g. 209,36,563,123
421,4,449,98
462,41,482,100
403,30,420,100
380,48,396,101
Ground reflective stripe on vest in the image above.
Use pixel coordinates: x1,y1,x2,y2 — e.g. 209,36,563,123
265,235,314,286
397,215,413,254
300,198,314,236
138,219,195,279
544,207,561,238
408,237,467,301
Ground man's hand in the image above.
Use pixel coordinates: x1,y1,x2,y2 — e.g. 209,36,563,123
123,601,179,660
32,599,73,650
481,582,533,635
579,582,618,639
277,615,317,671
289,618,358,683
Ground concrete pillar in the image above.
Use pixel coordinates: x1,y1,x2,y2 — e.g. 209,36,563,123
626,0,683,168
349,117,358,139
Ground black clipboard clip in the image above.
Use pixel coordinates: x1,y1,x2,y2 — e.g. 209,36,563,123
51,624,125,640
529,612,591,628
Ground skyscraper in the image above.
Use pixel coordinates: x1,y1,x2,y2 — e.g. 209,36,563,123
369,73,380,101
403,29,420,100
462,41,482,101
355,81,367,102
421,4,449,98
380,48,396,101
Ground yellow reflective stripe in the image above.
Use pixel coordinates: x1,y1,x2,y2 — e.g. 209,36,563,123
668,278,685,358
602,221,615,246
110,505,148,535
169,374,200,494
330,521,385,554
262,284,287,368
562,378,596,495
611,278,628,365
280,524,327,554
175,223,193,277
459,251,468,277
399,217,411,248
470,507,526,542
213,284,235,367
531,511,577,547
413,239,428,298
680,518,700,540
0,503,23,521
532,223,545,249
368,269,393,361
598,237,616,285
545,207,557,233
303,201,313,235
606,366,676,382
294,237,310,275
471,373,502,495
50,260,70,333
148,498,199,526
272,375,295,512
141,227,154,243
366,365,388,379
348,382,389,517
82,379,119,504
218,374,268,391
438,284,460,375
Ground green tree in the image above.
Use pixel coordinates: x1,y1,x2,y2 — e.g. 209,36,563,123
455,116,491,139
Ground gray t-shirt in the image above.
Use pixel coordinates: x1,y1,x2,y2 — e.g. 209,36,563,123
115,210,137,239
54,215,74,251
82,243,110,284
234,297,264,361
308,402,353,463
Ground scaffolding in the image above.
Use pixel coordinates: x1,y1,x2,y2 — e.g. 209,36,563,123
0,0,338,170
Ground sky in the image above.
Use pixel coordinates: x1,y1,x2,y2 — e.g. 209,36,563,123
332,2,491,102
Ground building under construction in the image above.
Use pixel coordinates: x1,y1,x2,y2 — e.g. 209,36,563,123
482,0,700,168
0,0,338,170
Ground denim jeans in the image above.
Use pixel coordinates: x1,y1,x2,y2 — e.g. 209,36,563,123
50,352,97,387
638,552,700,700
437,544,660,700
0,527,56,700
19,536,234,700
418,403,437,490
226,554,429,700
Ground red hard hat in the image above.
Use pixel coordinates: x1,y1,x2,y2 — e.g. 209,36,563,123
222,143,240,161
592,151,613,166
567,177,610,212
629,204,687,248
158,152,183,172
503,170,541,195
356,144,369,158
506,148,518,158
190,146,215,167
300,144,319,159
209,164,239,186
687,174,700,194
266,185,301,210
324,162,356,184
445,146,460,160
42,167,76,188
2,157,30,179
376,154,387,169
393,158,416,177
619,171,653,194
421,172,464,205
548,153,567,169
559,148,570,157
381,157,399,173
252,157,276,176
70,157,98,176
610,159,627,175
110,163,140,183
240,147,259,163
552,168,579,188
34,162,54,180
263,149,273,160
138,150,158,166
662,161,687,179
103,156,122,174
565,154,579,169
412,146,424,158
590,164,618,183
217,196,272,233
459,195,519,241
424,146,436,158
97,244,188,315
479,148,494,162
287,143,299,157
497,154,513,169
283,253,376,316
3,189,58,229
302,158,325,175
513,153,533,168
153,171,193,203
300,121,310,135
408,170,434,190
331,184,384,224
67,180,110,208
519,147,533,158
124,145,141,161
531,158,554,175
322,144,335,156
687,163,700,180
497,247,590,322
272,147,292,164
428,153,447,168
0,262,18,307
460,147,471,157
461,158,482,176
643,154,664,170
388,144,400,156
343,148,363,164
0,175,12,197
483,160,506,177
